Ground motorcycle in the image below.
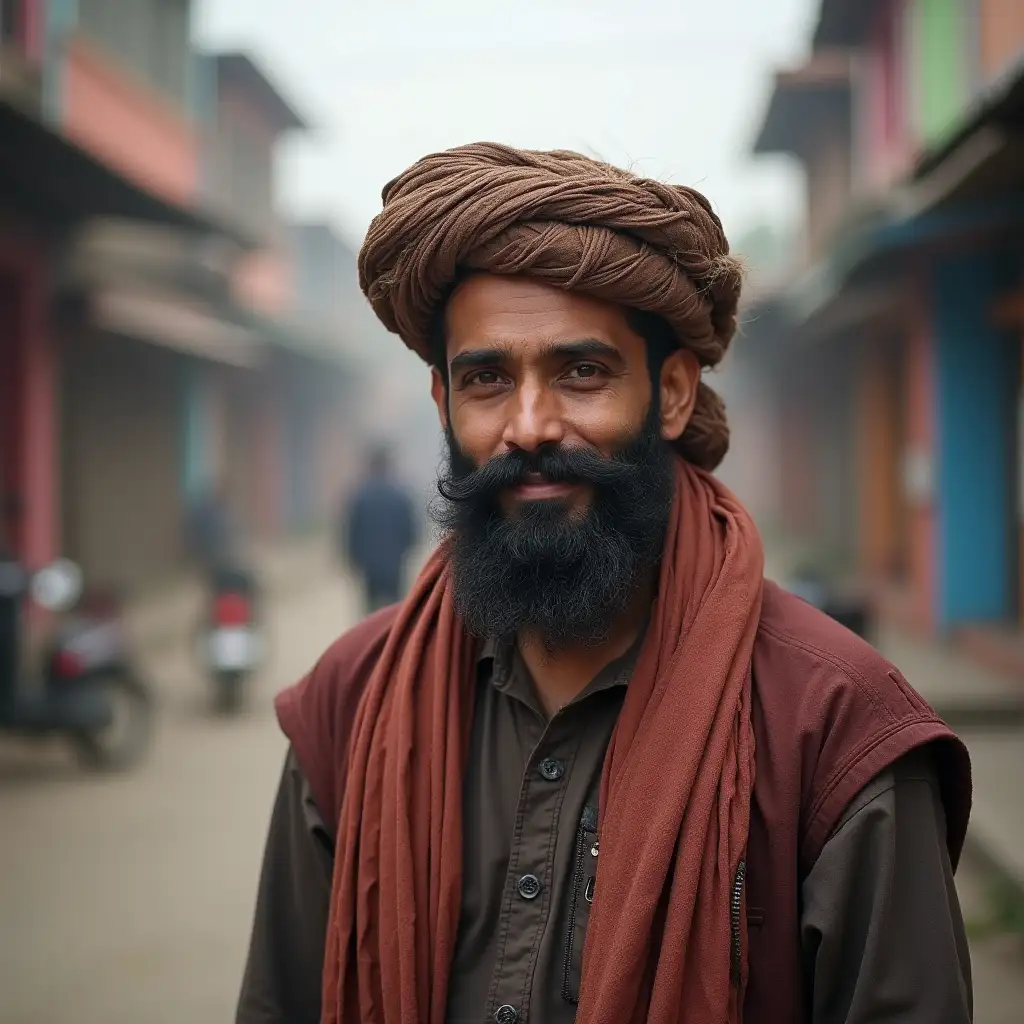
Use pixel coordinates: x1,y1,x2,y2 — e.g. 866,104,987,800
786,564,874,642
0,555,154,770
197,565,265,715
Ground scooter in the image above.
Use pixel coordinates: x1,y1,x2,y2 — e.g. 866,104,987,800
786,565,874,642
198,565,265,715
0,555,154,770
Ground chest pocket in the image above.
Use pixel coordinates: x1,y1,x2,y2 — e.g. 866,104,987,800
561,804,599,1005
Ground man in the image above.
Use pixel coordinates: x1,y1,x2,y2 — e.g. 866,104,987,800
341,445,418,613
238,144,972,1024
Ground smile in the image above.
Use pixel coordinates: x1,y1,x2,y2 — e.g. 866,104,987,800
510,473,579,501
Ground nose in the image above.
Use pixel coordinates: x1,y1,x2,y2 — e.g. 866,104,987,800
501,379,565,453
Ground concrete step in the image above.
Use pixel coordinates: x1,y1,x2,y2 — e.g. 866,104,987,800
960,732,1024,895
866,623,1024,899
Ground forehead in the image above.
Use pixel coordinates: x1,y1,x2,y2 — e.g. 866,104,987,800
443,274,642,356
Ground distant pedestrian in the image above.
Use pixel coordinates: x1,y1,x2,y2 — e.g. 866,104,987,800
342,445,418,613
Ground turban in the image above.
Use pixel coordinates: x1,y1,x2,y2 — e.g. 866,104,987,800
357,142,743,471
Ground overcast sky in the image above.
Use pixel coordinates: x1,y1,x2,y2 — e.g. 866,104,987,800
195,0,816,248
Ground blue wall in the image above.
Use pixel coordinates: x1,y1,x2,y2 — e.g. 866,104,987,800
933,250,1018,627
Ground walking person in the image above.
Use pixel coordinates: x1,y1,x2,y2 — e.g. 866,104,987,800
342,445,418,613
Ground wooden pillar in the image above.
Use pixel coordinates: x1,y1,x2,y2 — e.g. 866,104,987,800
856,337,901,582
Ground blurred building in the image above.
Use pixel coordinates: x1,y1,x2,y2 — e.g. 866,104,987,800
0,1,359,593
290,220,443,507
741,1,1024,662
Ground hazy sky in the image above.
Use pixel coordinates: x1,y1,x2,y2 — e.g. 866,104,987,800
195,0,816,248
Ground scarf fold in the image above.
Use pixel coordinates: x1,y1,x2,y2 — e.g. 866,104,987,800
322,458,764,1023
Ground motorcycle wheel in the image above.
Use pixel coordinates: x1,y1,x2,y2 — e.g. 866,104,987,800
71,671,155,771
213,671,246,716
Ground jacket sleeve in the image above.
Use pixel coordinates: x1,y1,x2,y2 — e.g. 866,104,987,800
801,745,973,1024
236,748,333,1024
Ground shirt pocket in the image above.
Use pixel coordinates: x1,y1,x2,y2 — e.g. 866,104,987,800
561,804,599,1006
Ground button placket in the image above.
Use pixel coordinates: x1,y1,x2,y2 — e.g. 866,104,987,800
485,719,583,1022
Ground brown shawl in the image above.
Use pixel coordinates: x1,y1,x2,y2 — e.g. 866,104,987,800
322,459,764,1023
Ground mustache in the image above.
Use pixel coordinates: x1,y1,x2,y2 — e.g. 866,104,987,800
437,443,640,505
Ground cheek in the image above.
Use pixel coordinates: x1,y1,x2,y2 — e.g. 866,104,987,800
561,390,649,451
448,401,505,462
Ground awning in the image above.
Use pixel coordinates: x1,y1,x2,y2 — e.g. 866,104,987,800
898,57,1024,213
752,51,854,157
90,285,266,369
0,98,242,238
60,217,243,304
812,0,873,48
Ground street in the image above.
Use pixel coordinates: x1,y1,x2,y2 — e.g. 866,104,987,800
1,568,1022,1023
0,569,360,1024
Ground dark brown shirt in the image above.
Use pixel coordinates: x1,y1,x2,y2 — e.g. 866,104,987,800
238,641,971,1024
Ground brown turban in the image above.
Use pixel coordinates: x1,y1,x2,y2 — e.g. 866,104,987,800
357,142,743,471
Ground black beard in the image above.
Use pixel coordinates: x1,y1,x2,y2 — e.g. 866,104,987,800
430,408,675,649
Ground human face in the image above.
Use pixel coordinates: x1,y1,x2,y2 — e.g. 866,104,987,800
429,275,700,647
431,274,699,514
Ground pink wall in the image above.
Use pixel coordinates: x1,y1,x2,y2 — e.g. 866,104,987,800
5,0,46,60
862,0,912,195
233,248,292,317
22,0,43,60
61,35,197,206
0,234,57,567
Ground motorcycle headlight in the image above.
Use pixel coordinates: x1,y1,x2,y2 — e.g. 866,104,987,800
31,559,84,612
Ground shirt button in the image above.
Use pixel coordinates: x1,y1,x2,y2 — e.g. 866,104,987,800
516,873,542,900
538,757,564,781
494,1005,520,1024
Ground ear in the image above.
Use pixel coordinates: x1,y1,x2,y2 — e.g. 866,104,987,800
430,366,449,431
658,349,700,442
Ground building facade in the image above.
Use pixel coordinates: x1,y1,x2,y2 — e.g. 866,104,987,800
745,0,1024,662
0,1,355,594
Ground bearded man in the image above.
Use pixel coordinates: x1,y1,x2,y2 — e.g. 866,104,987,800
237,144,972,1024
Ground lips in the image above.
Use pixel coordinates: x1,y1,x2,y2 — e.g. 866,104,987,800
511,474,578,500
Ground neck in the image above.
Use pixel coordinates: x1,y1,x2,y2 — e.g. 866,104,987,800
518,572,654,718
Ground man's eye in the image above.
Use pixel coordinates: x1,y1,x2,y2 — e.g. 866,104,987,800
467,370,502,386
568,364,603,380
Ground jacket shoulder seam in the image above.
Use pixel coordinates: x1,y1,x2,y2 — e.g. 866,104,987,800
757,619,897,724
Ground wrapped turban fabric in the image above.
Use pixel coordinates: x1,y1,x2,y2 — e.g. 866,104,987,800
357,142,743,470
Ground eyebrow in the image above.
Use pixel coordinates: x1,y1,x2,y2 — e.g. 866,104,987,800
449,338,622,375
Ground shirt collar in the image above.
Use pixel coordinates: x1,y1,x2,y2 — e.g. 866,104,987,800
477,631,642,706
